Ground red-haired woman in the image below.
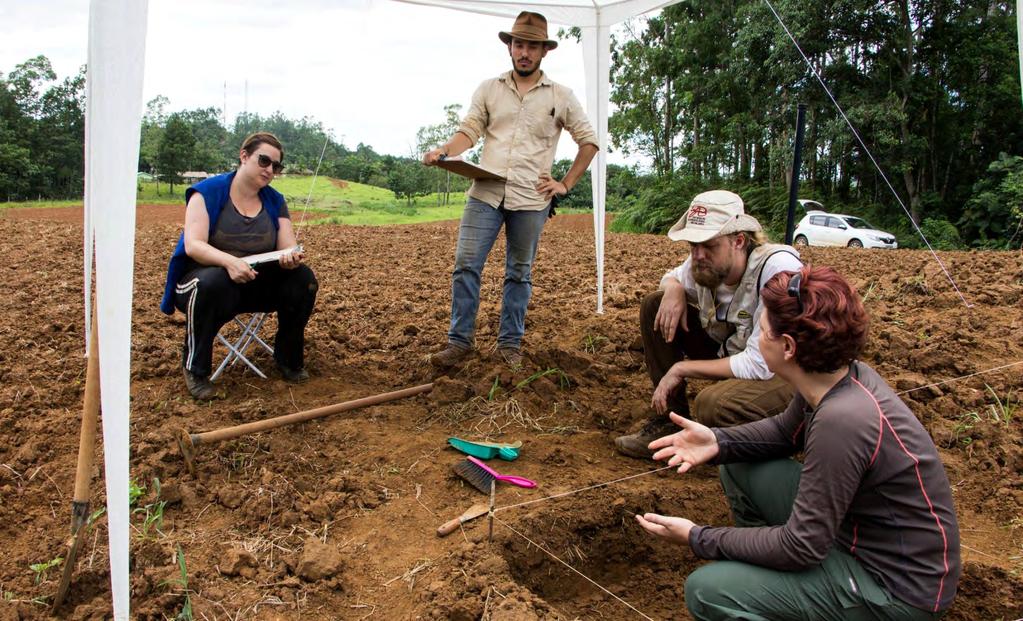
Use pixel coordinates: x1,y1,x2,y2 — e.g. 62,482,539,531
636,266,960,620
159,132,318,400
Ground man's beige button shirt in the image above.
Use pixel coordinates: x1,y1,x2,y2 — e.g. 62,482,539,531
456,71,598,211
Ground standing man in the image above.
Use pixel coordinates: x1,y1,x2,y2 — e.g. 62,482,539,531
423,11,599,368
615,190,803,458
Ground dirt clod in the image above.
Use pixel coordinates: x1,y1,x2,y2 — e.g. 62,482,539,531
296,538,344,582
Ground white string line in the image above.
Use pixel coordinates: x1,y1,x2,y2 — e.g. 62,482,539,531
492,514,657,621
480,358,1021,619
895,359,1023,396
762,0,972,308
495,465,674,513
296,135,330,235
478,358,1020,621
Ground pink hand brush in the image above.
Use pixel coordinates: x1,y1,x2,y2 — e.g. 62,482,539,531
453,456,537,494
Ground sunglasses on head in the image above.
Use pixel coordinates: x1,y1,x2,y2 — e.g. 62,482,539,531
256,153,283,174
787,272,804,314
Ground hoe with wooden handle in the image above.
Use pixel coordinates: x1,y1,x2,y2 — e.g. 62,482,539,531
53,316,101,612
178,382,434,477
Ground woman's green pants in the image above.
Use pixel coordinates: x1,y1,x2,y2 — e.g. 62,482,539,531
685,460,944,621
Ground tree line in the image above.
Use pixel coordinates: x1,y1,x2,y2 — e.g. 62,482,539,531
0,56,84,200
138,94,410,196
603,0,1023,247
0,55,423,202
5,1,1022,252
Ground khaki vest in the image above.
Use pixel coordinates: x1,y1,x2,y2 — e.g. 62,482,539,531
694,244,800,356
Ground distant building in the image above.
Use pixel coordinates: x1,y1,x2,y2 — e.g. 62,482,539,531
181,171,210,184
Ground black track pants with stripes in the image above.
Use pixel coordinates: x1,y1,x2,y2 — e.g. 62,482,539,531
174,262,318,377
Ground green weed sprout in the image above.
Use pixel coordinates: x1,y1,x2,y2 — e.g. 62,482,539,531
516,368,570,390
29,557,63,584
582,334,609,354
158,545,193,621
128,479,145,508
487,377,502,401
985,384,1018,425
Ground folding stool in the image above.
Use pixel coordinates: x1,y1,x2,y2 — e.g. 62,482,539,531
211,313,274,380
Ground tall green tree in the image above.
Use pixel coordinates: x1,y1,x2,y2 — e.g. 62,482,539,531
0,55,85,199
157,114,195,195
387,158,431,206
416,104,470,205
140,95,169,193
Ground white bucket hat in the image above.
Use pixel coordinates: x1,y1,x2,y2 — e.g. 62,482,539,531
667,190,762,243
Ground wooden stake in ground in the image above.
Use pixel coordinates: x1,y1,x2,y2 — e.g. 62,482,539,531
488,479,496,543
53,315,101,611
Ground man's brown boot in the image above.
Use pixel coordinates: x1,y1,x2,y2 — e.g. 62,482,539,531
183,368,222,401
430,343,472,368
614,415,679,459
497,346,523,369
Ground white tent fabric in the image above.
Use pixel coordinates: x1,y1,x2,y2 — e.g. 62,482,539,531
84,1,149,618
396,0,679,313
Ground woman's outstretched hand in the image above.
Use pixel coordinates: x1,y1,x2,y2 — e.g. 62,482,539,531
648,412,719,473
635,513,695,546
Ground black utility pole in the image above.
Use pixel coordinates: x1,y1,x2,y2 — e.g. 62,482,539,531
784,103,807,245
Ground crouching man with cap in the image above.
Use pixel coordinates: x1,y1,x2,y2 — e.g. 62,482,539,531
423,11,599,369
616,190,803,459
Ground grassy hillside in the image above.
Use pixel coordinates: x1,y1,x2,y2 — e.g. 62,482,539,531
3,176,471,225
4,176,586,226
271,176,468,226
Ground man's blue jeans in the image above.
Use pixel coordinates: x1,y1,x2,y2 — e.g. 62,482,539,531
448,198,549,350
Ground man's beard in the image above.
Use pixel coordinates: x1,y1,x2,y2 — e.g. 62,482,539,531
513,59,540,77
692,262,730,289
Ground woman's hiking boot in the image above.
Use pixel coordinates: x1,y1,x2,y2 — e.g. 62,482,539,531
183,368,221,401
276,362,310,384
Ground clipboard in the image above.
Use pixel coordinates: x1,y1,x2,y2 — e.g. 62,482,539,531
241,245,303,267
434,156,506,182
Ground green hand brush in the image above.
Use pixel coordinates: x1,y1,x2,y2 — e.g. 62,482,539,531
448,437,522,461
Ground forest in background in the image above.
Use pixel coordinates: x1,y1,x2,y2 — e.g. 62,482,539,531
2,0,1021,248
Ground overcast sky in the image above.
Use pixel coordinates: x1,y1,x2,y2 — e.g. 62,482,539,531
0,0,642,165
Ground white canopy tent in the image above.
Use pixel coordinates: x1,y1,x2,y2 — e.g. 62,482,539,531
83,0,677,616
83,1,148,618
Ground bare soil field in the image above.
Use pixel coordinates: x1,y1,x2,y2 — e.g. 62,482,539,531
0,205,1020,620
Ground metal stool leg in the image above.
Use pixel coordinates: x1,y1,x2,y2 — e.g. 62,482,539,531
211,313,274,381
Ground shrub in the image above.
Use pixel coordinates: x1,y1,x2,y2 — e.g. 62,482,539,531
918,218,962,250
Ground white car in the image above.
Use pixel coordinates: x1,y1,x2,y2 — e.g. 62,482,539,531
792,210,898,249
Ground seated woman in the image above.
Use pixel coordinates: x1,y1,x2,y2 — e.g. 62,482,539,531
160,132,318,400
636,266,960,620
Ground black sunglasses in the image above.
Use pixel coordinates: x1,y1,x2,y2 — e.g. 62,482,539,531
256,153,284,174
787,272,804,314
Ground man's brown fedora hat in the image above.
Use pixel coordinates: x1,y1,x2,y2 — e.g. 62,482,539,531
499,11,558,49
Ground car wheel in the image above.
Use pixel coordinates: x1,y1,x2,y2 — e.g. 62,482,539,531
794,235,808,247
848,239,863,248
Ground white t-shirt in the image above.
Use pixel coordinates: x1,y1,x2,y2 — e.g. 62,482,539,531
662,251,803,380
